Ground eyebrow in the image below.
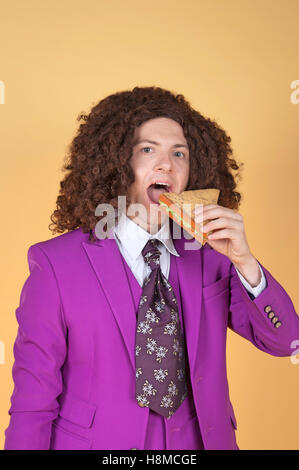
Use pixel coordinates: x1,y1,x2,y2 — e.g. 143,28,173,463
134,139,189,150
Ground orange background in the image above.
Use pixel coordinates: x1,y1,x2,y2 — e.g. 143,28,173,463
0,0,298,450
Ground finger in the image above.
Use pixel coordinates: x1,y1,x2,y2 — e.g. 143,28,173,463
195,205,242,222
200,218,243,232
207,228,239,240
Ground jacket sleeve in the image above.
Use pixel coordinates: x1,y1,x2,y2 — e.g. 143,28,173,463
4,244,67,450
228,258,299,357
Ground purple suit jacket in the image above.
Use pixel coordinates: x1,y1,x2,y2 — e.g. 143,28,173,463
4,227,299,450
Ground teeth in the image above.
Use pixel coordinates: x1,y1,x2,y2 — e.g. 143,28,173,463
154,182,169,187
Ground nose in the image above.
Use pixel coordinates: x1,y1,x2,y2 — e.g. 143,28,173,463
153,152,173,172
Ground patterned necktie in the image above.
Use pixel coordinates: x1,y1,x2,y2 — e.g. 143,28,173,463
135,238,188,419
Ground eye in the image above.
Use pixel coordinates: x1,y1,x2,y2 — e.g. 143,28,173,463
142,147,152,153
140,147,185,157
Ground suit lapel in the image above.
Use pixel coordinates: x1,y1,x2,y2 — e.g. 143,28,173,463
82,236,138,373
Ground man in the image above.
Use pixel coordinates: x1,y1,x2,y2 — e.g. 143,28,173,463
4,88,299,450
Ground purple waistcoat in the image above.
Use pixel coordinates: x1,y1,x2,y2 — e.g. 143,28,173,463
121,251,205,450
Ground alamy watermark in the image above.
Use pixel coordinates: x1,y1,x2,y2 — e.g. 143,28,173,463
0,80,5,104
290,80,299,104
0,340,4,364
93,195,206,251
290,339,299,365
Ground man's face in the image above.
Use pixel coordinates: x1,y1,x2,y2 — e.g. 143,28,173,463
127,117,190,233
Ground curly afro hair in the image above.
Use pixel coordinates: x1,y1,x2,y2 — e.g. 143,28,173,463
49,86,244,242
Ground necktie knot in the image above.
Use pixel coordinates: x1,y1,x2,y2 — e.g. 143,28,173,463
142,239,161,270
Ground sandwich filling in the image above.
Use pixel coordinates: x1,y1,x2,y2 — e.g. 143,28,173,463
159,200,202,236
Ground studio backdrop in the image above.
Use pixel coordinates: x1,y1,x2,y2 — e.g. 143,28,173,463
0,0,298,450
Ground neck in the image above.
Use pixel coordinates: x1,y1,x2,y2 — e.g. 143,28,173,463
126,209,169,235
127,214,162,234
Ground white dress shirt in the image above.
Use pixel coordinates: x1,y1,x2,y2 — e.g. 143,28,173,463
113,212,266,297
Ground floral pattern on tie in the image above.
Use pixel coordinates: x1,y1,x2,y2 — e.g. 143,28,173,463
135,239,187,419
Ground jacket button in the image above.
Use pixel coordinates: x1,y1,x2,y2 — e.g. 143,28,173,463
271,316,279,324
267,311,275,319
275,321,282,328
130,448,138,450
264,305,272,313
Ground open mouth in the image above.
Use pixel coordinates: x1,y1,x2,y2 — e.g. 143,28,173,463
147,183,170,204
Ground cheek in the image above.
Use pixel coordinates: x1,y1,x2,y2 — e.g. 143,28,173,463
132,164,151,190
128,171,146,199
178,161,190,185
130,156,146,179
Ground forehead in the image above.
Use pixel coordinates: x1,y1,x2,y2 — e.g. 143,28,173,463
133,117,188,145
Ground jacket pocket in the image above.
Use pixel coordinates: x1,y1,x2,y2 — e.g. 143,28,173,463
51,423,92,450
58,392,97,428
50,393,97,450
202,275,230,302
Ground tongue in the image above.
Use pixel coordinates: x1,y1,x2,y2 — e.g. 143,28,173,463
147,185,168,204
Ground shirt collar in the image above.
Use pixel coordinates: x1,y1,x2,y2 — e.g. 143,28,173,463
114,212,180,261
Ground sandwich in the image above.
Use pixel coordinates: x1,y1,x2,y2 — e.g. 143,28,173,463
158,188,220,245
